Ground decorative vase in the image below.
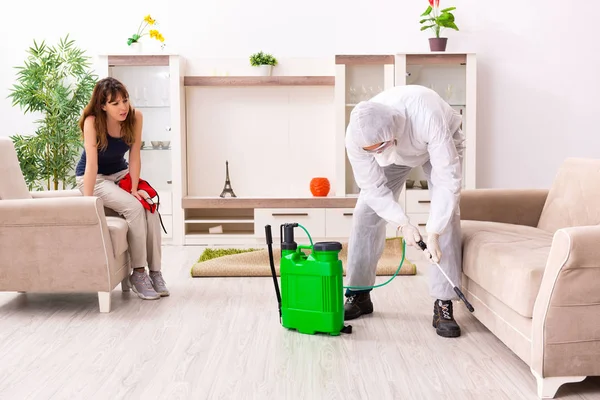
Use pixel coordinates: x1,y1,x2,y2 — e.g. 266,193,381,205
429,38,448,52
310,177,330,197
257,65,273,76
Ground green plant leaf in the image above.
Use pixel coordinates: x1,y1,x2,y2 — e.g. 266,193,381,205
249,50,278,66
438,12,455,23
441,7,456,12
420,25,435,31
438,19,459,30
419,18,434,24
421,6,432,16
447,21,459,30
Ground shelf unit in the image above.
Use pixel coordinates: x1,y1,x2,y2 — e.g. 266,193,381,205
173,53,476,246
96,54,186,244
180,197,359,245
181,58,344,245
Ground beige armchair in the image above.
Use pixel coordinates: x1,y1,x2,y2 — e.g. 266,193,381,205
0,137,131,312
460,158,600,398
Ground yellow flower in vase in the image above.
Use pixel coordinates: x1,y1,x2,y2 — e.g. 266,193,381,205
127,15,166,49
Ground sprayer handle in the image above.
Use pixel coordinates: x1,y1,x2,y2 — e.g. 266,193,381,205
265,225,273,245
417,240,427,251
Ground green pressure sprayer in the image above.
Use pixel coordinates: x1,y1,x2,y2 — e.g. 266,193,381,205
265,222,474,336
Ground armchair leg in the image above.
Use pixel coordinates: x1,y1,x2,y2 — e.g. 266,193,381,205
531,369,586,398
98,292,111,313
121,275,131,292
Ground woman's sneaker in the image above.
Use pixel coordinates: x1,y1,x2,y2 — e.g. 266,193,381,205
130,270,161,300
150,271,170,297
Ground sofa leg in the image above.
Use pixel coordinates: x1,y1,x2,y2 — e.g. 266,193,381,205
98,292,111,313
121,275,131,292
532,370,586,398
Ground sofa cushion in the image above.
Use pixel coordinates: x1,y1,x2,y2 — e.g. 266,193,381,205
461,220,554,318
106,216,128,257
538,158,600,233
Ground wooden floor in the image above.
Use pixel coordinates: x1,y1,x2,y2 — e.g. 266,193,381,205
0,245,599,400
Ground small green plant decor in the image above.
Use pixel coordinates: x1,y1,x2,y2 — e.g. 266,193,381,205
249,51,278,76
419,0,459,51
8,35,98,191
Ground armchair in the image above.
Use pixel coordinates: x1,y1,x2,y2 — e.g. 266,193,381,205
0,137,131,312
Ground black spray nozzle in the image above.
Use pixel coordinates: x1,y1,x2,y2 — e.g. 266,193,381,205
281,223,298,251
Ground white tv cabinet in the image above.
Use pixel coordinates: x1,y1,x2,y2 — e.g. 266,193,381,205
177,53,476,246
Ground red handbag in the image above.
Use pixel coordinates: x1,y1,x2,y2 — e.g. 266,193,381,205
117,173,167,234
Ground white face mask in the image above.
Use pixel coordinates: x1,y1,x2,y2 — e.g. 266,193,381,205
373,141,399,166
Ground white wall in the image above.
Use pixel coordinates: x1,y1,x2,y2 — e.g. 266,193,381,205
2,0,599,189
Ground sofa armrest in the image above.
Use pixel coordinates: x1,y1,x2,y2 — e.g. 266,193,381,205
30,189,82,199
0,196,120,292
531,225,600,378
0,196,103,226
460,188,548,227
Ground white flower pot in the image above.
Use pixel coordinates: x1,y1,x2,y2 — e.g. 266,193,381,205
257,65,273,76
129,42,143,54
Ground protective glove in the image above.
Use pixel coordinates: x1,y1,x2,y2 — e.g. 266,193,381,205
424,233,441,263
399,223,422,248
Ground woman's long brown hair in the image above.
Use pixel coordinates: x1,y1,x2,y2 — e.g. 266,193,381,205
78,77,136,151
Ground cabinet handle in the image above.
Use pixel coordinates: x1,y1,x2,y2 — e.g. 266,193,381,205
418,223,426,226
271,213,309,217
167,180,172,184
418,200,431,204
343,213,353,216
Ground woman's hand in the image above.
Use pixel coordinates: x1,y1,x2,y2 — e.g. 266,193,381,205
131,190,149,201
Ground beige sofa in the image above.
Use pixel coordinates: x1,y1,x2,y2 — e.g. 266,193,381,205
0,137,131,312
460,158,600,398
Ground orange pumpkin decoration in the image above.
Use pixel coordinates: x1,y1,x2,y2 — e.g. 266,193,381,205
310,177,330,197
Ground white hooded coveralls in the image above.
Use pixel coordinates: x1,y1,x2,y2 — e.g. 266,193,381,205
345,85,465,300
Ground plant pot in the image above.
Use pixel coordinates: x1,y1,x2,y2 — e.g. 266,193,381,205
257,65,273,76
429,38,448,52
129,42,143,54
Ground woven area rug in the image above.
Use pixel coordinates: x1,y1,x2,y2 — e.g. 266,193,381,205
190,237,416,277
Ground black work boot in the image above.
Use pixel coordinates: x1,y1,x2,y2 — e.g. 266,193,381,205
433,299,461,338
344,292,373,320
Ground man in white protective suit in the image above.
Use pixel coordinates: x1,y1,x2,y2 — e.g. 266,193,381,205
344,84,465,338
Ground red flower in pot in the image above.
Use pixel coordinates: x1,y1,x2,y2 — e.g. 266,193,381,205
310,177,330,197
420,0,459,51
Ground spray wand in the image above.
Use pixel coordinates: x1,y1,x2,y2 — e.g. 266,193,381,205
416,240,475,313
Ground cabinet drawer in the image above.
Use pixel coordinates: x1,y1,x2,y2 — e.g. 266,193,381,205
326,209,406,240
255,208,326,239
406,190,431,213
325,208,355,238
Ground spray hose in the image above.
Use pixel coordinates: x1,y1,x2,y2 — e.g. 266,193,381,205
297,224,406,290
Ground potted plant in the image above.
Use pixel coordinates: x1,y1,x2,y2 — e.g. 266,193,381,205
249,51,278,76
127,14,166,52
419,0,459,51
8,35,98,191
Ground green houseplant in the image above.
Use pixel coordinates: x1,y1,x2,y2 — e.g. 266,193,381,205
8,35,98,191
249,51,278,76
420,0,459,51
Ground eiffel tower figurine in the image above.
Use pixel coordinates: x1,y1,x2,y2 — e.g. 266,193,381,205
219,160,237,198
